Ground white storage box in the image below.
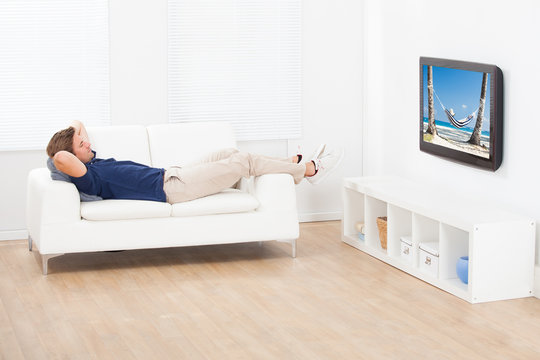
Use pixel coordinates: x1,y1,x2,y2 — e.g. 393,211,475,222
419,242,439,277
400,235,413,264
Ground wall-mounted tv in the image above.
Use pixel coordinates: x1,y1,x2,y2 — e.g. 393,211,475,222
419,57,503,171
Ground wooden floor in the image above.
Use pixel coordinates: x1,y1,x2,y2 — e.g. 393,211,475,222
1,221,540,359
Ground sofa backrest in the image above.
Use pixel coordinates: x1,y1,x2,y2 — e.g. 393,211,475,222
147,122,236,168
85,122,236,169
86,125,152,166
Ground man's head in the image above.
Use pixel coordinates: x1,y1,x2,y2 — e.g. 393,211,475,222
46,127,94,163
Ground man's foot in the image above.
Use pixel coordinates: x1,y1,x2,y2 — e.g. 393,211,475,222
308,144,326,162
295,144,326,164
306,146,344,185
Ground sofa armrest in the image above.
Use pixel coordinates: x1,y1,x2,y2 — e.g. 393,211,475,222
251,174,298,213
27,168,81,242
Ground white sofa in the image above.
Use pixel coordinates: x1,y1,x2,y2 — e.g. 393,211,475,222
27,122,299,274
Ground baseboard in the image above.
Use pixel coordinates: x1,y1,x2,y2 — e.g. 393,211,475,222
535,265,540,299
0,230,28,241
299,211,342,223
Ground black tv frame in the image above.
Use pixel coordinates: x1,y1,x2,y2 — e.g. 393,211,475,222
419,57,503,171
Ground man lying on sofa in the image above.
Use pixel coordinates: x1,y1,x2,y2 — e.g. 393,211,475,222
46,121,343,204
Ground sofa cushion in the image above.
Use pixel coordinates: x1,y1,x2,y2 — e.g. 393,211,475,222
171,189,259,217
81,200,172,221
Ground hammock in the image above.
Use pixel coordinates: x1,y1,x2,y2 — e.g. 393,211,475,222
434,90,478,129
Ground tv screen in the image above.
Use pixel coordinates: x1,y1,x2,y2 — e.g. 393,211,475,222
419,57,503,171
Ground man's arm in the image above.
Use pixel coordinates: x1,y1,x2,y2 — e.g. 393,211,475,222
53,151,87,177
70,120,89,142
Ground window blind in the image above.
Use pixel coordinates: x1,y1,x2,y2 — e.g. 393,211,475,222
168,0,301,141
0,0,110,151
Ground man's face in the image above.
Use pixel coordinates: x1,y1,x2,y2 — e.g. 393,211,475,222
72,133,94,163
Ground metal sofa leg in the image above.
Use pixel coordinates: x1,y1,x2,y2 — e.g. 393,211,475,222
28,235,32,251
41,253,64,275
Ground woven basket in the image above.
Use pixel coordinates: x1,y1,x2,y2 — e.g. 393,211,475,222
376,216,388,250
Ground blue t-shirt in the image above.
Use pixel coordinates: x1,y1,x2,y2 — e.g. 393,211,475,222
70,152,166,202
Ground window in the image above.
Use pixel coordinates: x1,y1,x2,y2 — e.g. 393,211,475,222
0,0,110,151
168,0,301,141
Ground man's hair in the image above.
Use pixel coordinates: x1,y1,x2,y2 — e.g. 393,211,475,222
46,127,75,158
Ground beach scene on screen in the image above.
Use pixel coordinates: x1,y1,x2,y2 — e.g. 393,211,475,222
423,65,490,159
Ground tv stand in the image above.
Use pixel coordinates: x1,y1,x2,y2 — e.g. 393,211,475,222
342,176,535,303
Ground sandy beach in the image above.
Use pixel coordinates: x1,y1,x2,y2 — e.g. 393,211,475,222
423,123,490,158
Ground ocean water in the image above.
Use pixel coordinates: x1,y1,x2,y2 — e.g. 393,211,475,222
423,118,490,137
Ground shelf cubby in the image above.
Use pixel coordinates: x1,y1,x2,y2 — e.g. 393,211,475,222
413,213,439,245
342,187,365,241
365,196,387,252
439,223,469,284
342,176,536,303
387,204,412,260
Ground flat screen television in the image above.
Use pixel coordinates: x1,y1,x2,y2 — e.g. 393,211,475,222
419,57,503,171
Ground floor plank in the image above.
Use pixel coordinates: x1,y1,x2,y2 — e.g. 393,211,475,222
1,221,539,359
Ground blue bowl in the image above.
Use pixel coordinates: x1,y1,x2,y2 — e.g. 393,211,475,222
456,256,469,284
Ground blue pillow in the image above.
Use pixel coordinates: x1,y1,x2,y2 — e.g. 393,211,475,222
46,157,102,202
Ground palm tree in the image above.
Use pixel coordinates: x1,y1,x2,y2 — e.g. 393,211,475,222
426,66,437,136
468,73,488,145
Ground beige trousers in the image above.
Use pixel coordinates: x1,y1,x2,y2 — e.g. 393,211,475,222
163,148,305,204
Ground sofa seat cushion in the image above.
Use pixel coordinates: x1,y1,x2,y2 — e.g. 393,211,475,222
81,200,172,221
171,189,259,217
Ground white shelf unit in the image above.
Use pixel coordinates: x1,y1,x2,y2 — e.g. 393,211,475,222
342,176,536,303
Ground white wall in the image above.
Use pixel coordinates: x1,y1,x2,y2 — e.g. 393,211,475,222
0,0,364,239
109,0,168,127
293,0,364,221
362,0,540,264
